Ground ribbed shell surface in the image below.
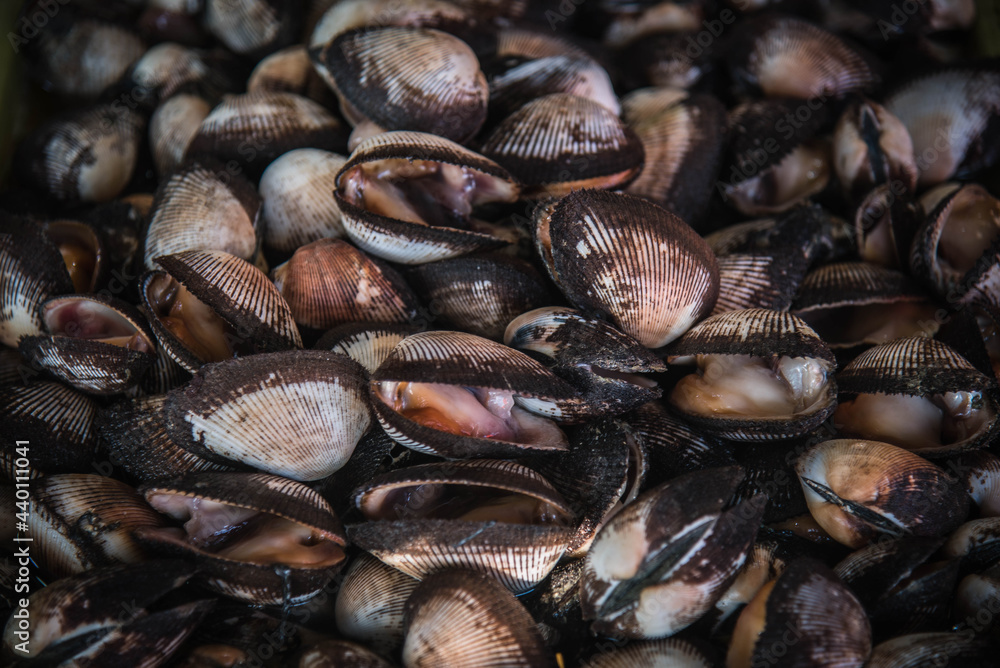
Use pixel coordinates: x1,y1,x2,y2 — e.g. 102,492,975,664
143,162,260,271
669,308,835,363
163,350,371,481
372,330,578,398
320,26,488,142
712,253,801,315
204,0,289,56
272,239,419,330
348,520,571,594
580,639,711,668
141,472,345,538
339,131,515,182
149,94,213,178
725,98,829,181
1,382,97,473
793,262,929,311
157,250,302,352
335,553,419,653
314,322,421,374
729,16,877,99
488,55,620,121
19,335,153,395
836,336,993,396
402,570,552,667
29,474,166,578
537,189,719,349
480,94,644,194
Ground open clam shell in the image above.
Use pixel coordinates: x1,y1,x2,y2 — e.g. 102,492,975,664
834,337,998,456
534,189,719,349
314,322,424,374
19,295,157,395
833,99,917,204
161,350,371,481
137,472,347,605
667,309,838,441
334,131,519,265
480,93,644,199
370,330,579,458
311,26,488,143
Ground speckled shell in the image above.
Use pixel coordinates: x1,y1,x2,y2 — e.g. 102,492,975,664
272,239,420,330
312,26,488,143
335,553,420,655
259,148,348,254
142,160,261,271
0,382,98,475
406,254,552,341
28,474,166,578
18,104,145,203
727,15,877,99
334,131,518,265
625,93,727,225
884,68,1000,187
402,570,553,666
535,189,719,349
137,472,346,605
162,350,371,481
480,94,644,198
314,322,423,374
185,91,348,176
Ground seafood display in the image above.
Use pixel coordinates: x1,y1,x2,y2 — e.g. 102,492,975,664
3,0,1000,666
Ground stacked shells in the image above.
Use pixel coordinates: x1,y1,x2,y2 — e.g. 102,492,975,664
2,1,1000,667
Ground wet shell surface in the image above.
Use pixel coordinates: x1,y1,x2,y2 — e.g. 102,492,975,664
534,189,719,349
335,553,419,654
149,93,214,178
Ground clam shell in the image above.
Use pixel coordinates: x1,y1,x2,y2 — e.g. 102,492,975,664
727,15,877,98
272,239,420,330
163,350,371,481
834,99,917,203
156,250,302,354
0,382,98,475
480,94,644,198
259,148,348,254
620,31,713,89
309,0,471,47
535,189,719,349
149,92,213,178
487,55,620,122
300,640,395,668
142,160,261,271
867,633,995,668
406,254,552,341
185,91,348,176
312,26,488,143
335,553,419,654
580,639,711,668
127,43,217,104
314,322,424,374
712,252,805,315
854,183,921,269
402,570,552,667
204,0,299,57
28,474,166,578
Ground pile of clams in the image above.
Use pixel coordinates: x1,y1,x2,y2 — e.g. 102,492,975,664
4,0,1000,666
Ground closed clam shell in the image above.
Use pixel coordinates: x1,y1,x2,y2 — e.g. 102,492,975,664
625,92,727,225
314,322,424,374
163,350,371,481
335,131,518,265
149,92,214,178
137,472,347,605
620,31,714,90
480,94,644,198
833,99,918,203
487,55,620,122
335,553,419,654
402,569,553,667
867,633,995,668
18,103,145,203
156,250,302,354
727,15,877,99
312,26,488,143
300,640,395,668
406,254,552,341
712,252,805,315
580,639,711,668
370,330,579,458
309,0,471,47
272,239,420,330
185,91,348,176
535,189,719,349
259,148,348,254
884,68,1000,187
204,0,299,57
142,160,261,271
27,474,166,578
0,382,98,475
0,218,74,348
126,43,216,105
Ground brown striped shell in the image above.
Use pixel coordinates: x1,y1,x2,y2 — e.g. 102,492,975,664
534,189,719,349
312,26,488,143
162,350,371,481
334,131,519,265
308,0,471,47
335,553,420,655
402,570,553,666
487,55,620,122
271,239,420,331
149,93,214,178
142,160,261,271
203,0,299,58
0,382,98,475
833,99,918,203
137,472,347,604
580,639,711,667
480,94,644,198
712,252,804,315
314,322,423,374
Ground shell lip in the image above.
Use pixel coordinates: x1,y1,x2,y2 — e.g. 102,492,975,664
39,294,157,355
799,475,908,536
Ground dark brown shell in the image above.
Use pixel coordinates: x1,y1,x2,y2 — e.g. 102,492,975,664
314,322,424,374
335,553,419,655
272,239,420,330
487,55,619,123
480,94,645,198
535,189,719,349
313,26,488,143
402,570,553,666
203,0,300,58
0,382,98,475
669,308,836,363
712,252,805,315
